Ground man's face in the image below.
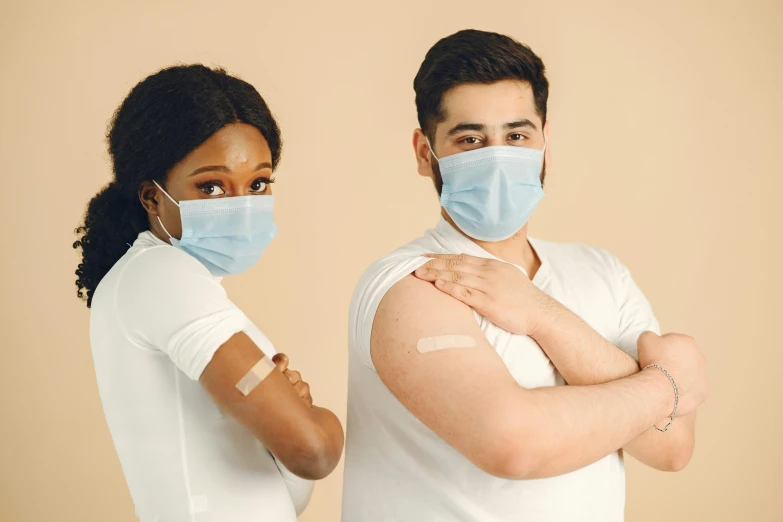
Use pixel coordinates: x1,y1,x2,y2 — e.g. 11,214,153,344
414,80,549,194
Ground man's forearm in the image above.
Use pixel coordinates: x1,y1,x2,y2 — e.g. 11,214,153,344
530,291,639,385
528,291,695,471
512,367,672,478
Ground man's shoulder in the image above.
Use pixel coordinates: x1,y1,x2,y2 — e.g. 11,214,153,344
352,232,440,300
348,232,440,367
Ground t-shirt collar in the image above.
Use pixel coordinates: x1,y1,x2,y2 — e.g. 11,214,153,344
431,216,550,285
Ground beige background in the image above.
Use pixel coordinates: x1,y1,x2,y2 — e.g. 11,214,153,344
1,0,781,520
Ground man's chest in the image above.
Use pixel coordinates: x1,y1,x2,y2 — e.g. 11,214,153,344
476,269,621,389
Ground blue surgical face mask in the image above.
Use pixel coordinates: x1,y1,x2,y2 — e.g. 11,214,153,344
429,140,546,242
153,181,277,276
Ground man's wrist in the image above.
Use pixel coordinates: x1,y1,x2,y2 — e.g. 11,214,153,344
638,366,677,421
526,290,560,340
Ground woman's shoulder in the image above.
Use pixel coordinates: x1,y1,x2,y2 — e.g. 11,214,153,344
91,232,216,310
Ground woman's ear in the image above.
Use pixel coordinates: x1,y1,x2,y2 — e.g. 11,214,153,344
138,181,161,214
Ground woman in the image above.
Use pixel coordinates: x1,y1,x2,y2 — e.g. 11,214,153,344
73,65,344,521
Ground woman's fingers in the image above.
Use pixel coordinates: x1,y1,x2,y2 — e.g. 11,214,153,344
284,369,302,386
273,355,312,405
271,353,289,372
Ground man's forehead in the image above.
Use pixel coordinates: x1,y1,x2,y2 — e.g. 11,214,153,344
440,80,539,126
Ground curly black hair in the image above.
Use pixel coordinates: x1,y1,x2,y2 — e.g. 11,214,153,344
73,64,282,307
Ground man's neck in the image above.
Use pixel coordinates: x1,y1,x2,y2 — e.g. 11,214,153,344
441,209,541,279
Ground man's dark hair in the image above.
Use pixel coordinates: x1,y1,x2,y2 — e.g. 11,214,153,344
413,29,549,141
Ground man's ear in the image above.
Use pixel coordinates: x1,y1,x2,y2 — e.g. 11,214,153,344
138,181,161,215
543,121,552,169
413,128,434,178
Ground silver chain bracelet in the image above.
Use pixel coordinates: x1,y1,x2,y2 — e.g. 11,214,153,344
644,363,679,432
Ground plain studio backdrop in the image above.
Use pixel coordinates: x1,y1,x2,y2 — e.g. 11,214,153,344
1,1,781,520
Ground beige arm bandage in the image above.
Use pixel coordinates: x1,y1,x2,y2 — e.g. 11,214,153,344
416,335,477,353
235,356,276,396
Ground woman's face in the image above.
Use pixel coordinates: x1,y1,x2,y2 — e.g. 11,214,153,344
140,122,274,241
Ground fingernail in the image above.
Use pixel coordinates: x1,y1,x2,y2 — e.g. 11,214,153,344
435,279,444,286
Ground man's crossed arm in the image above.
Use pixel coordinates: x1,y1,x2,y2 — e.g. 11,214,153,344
412,253,700,472
371,270,707,480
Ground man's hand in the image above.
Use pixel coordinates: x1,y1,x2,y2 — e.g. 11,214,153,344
272,353,313,408
414,253,547,336
638,332,708,417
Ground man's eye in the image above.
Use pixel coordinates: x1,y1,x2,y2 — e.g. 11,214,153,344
464,137,480,144
250,179,268,192
509,133,525,141
200,183,225,196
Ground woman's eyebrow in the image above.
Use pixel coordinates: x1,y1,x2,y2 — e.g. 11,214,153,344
188,162,273,176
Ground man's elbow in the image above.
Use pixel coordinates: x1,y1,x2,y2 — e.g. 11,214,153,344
662,442,695,472
470,422,545,480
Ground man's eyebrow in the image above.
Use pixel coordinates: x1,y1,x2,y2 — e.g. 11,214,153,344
504,119,537,130
447,123,486,136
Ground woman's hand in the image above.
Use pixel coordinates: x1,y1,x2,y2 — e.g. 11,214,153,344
413,253,548,337
272,353,313,407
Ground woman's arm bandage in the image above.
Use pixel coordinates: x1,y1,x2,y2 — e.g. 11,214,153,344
235,356,276,396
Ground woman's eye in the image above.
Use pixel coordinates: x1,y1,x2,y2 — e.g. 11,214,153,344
200,183,225,196
250,179,268,192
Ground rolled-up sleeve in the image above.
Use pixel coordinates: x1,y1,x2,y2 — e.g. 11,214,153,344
115,246,249,380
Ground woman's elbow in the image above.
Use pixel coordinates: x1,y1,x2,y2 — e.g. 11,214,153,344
288,417,345,479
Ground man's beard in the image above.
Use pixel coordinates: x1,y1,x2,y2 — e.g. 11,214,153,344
431,157,547,196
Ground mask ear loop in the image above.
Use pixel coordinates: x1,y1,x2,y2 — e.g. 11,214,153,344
152,180,180,240
425,137,440,162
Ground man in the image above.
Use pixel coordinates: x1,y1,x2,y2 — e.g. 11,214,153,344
341,29,707,521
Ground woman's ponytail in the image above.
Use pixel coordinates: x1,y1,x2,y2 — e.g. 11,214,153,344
73,182,147,307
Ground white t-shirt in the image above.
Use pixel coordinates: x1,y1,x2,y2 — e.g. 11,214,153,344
342,218,660,522
89,231,313,522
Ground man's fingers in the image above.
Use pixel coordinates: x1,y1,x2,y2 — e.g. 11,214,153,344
433,279,487,308
414,267,488,290
423,253,490,266
637,331,660,347
418,258,489,275
271,353,289,372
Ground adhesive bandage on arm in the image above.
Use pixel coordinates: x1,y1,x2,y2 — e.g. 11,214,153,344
416,335,477,353
235,356,276,396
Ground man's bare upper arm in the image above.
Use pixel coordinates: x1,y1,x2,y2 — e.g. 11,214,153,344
370,275,526,476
